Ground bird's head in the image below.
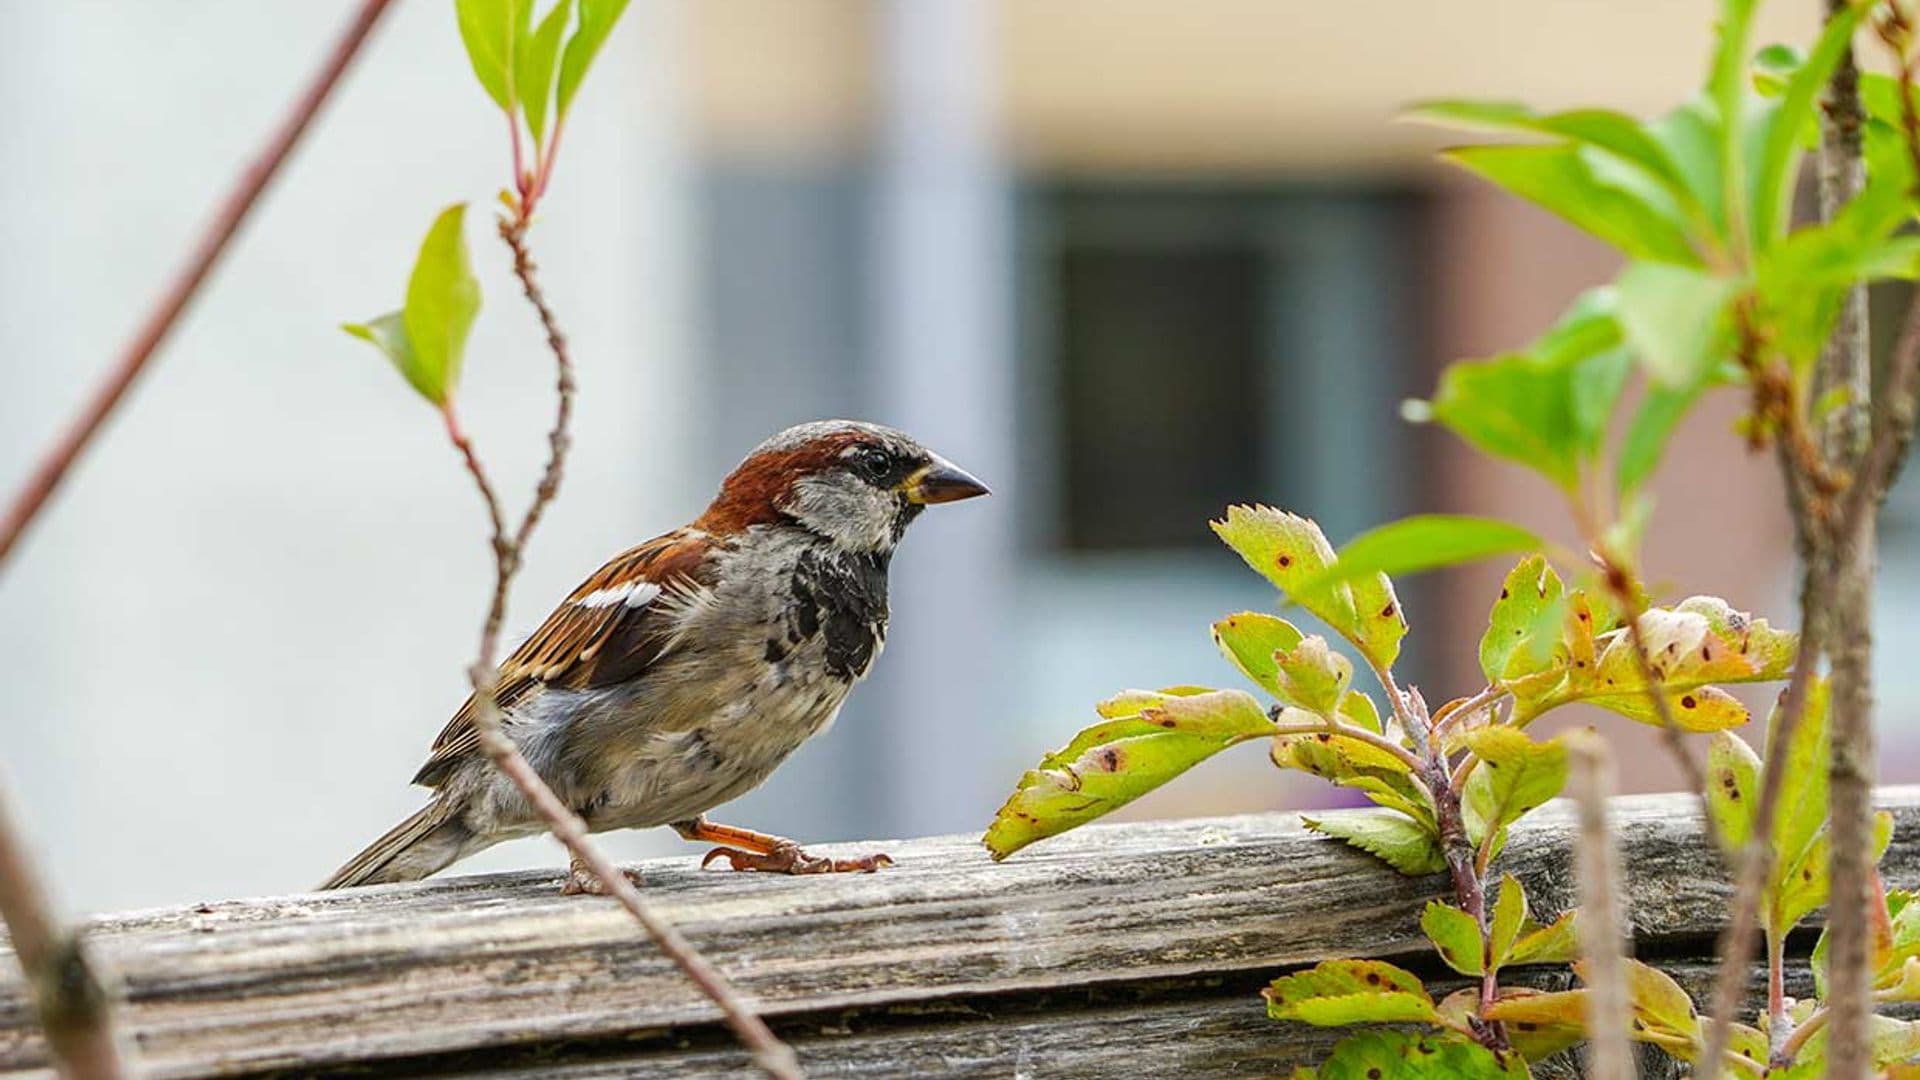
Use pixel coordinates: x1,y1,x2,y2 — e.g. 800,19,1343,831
697,420,990,553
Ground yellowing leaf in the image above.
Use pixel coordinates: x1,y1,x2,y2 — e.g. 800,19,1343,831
1264,960,1437,1026
1464,728,1569,833
982,689,1272,860
1303,810,1445,877
1706,731,1761,855
1211,612,1303,699
1481,987,1589,1062
1421,900,1484,976
1508,910,1580,965
1209,506,1404,668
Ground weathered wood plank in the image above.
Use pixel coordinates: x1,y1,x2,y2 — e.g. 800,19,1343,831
1,788,1915,1077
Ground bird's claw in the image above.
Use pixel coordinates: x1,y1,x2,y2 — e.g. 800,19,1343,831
561,864,645,896
700,841,893,875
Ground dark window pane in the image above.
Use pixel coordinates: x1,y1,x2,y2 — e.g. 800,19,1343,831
1057,245,1263,550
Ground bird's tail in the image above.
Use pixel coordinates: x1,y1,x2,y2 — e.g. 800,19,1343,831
320,799,473,890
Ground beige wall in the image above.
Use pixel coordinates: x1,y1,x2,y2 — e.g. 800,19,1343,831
690,0,1828,170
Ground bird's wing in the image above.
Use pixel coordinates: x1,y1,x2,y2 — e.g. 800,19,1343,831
411,528,721,787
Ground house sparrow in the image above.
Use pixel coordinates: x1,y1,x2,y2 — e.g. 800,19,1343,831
322,420,988,893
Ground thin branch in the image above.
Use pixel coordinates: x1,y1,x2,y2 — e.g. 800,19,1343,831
1819,12,1884,1077
437,204,799,1078
0,0,398,574
0,780,123,1079
0,6,399,1075
1568,734,1633,1080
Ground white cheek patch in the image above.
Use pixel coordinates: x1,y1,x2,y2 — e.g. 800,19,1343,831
576,580,663,610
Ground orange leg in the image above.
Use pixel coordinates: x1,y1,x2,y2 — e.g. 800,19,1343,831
672,817,892,875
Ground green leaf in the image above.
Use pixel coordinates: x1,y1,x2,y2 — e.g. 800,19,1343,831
1480,556,1566,690
1421,900,1485,976
518,0,572,146
455,0,529,111
981,689,1271,860
1708,0,1758,246
1303,809,1445,877
1464,728,1568,833
1264,960,1438,1026
1443,143,1700,264
1766,676,1829,927
1750,5,1868,248
1705,731,1761,856
1275,635,1354,717
1211,612,1303,700
1615,261,1741,389
1314,1030,1529,1079
1487,874,1528,970
556,0,630,118
1211,506,1406,668
341,312,432,403
343,205,483,407
1409,102,1703,223
1508,910,1580,965
1650,98,1729,238
1295,515,1542,596
402,204,482,405
1617,381,1706,494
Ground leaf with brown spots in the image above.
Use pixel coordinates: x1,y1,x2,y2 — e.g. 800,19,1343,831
1420,900,1485,976
982,689,1274,860
1263,960,1439,1026
1476,987,1589,1061
1479,556,1569,693
1311,1029,1530,1078
1210,506,1405,669
1274,708,1435,829
1705,731,1761,855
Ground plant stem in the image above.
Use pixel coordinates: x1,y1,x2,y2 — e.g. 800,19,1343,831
0,779,123,1079
1568,734,1632,1080
440,212,800,1078
0,5,398,1074
1819,10,1880,1074
0,0,398,575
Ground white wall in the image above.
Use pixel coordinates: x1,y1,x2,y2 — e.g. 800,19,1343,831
0,0,698,913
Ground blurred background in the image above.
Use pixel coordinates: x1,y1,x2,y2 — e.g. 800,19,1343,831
3,0,1909,915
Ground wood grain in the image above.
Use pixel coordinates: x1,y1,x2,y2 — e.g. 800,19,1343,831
3,788,1916,1077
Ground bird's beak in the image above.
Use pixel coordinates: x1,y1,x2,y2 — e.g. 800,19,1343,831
902,456,991,505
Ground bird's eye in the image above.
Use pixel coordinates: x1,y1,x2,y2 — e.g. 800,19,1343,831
849,446,892,482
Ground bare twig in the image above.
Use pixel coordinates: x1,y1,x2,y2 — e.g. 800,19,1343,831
1820,12,1889,1076
0,0,398,574
0,6,398,1075
1568,734,1633,1080
0,780,123,1079
435,197,798,1077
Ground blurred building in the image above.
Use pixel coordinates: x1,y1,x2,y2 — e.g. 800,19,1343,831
1,0,1892,915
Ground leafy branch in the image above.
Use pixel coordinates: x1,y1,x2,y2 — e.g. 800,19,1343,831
342,4,799,1077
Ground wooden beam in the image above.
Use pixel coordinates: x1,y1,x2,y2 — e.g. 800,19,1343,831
4,789,1917,1076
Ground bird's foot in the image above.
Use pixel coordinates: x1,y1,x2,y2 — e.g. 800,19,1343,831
560,857,645,896
700,841,893,875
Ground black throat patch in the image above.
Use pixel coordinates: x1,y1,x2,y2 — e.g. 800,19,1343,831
789,547,891,679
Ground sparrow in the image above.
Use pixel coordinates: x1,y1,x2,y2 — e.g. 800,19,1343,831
322,420,989,893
